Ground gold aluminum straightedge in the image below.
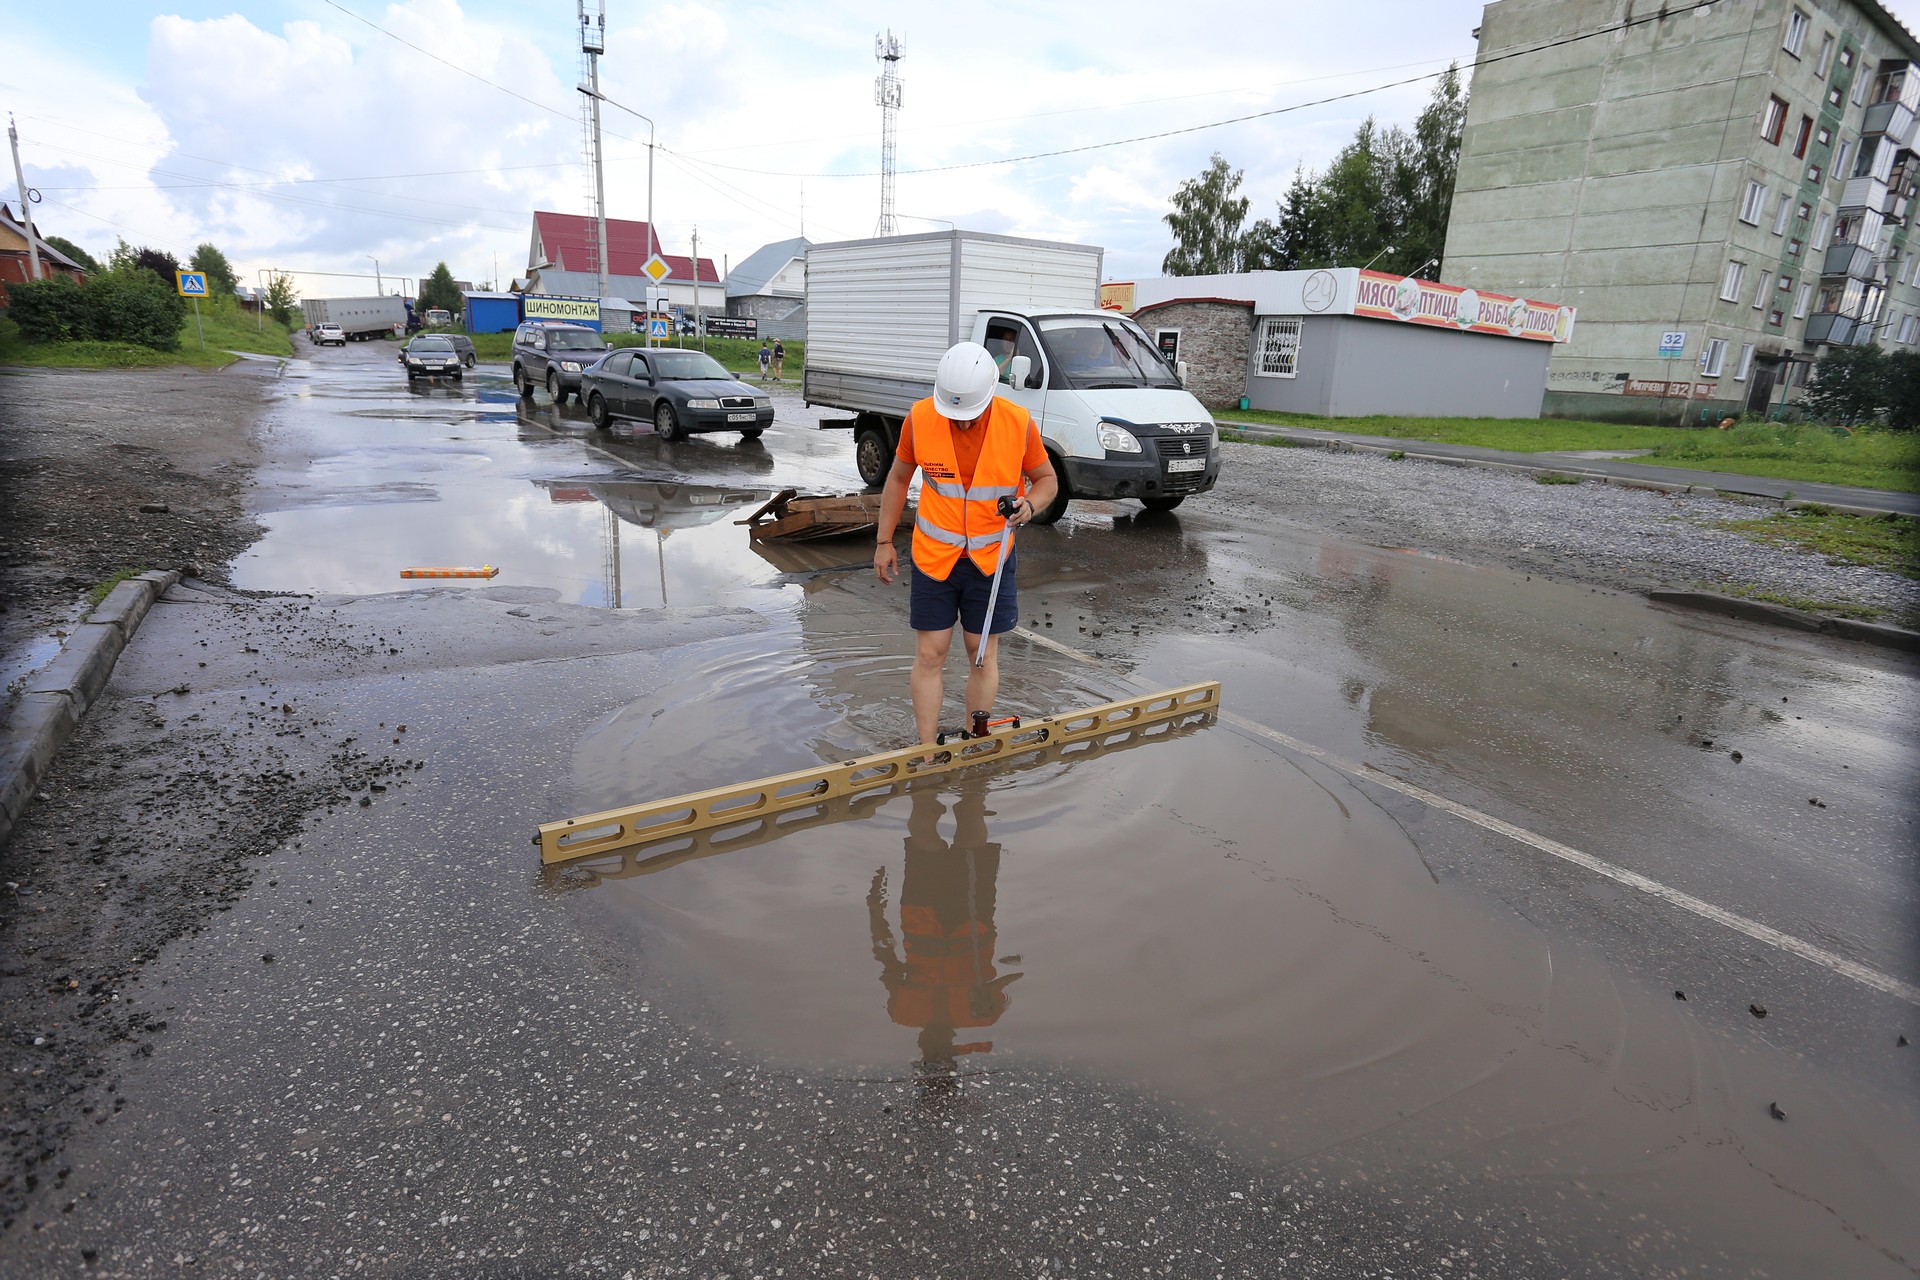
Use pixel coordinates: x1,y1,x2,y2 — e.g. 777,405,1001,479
534,681,1222,865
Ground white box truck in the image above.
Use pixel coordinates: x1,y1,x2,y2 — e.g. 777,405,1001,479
804,230,1220,520
301,296,408,342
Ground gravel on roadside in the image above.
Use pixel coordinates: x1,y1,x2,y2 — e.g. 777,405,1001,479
1208,439,1920,629
0,364,278,688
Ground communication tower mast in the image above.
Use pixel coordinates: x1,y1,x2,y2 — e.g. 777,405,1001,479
874,31,903,237
578,0,609,302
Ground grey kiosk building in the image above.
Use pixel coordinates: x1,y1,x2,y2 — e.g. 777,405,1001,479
1126,268,1573,418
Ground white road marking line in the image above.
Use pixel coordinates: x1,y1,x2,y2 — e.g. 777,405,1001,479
1010,626,1920,1007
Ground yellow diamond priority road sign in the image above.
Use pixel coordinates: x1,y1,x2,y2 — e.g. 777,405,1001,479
641,254,671,284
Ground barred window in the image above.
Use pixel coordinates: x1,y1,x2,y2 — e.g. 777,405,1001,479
1255,316,1303,378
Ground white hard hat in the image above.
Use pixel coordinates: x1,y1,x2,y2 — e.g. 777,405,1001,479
933,341,998,421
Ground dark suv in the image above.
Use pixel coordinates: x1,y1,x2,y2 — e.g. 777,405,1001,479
512,322,608,405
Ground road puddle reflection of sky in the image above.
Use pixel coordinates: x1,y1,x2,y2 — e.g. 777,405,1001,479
233,373,799,607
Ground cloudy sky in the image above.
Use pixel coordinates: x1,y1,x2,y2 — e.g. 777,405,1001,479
6,0,1919,297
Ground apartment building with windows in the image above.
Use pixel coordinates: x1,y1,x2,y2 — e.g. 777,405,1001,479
1441,0,1920,422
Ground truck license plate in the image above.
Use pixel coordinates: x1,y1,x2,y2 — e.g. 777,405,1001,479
727,412,755,422
1166,457,1205,473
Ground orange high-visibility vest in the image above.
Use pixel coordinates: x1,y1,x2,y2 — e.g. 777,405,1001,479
887,904,1007,1030
908,396,1030,580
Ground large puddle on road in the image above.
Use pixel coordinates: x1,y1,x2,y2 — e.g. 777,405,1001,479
549,572,1920,1276
254,360,1918,1270
235,368,832,603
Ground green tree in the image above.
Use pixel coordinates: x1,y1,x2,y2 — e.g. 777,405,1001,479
1883,350,1920,430
264,271,298,326
44,235,100,273
1237,65,1469,276
1805,345,1888,424
1163,153,1252,276
130,246,180,283
418,261,462,316
1407,65,1469,273
190,243,239,298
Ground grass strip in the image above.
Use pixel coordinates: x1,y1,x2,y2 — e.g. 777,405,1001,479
1714,507,1920,578
1716,583,1887,621
1211,409,1920,493
1,306,296,369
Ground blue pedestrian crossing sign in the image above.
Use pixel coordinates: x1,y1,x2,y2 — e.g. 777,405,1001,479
648,315,670,340
175,271,209,298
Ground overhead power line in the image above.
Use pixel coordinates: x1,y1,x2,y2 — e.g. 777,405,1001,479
663,0,1718,182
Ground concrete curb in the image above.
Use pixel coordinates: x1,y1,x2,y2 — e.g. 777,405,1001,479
0,569,181,847
1647,589,1920,653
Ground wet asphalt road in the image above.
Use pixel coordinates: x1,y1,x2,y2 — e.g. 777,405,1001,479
5,341,1917,1277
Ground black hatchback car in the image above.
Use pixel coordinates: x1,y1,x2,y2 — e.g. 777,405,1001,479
512,322,607,404
581,348,774,440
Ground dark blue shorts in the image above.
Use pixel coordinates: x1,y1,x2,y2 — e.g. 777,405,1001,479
910,553,1017,636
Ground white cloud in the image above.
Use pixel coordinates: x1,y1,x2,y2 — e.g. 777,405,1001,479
16,0,1697,290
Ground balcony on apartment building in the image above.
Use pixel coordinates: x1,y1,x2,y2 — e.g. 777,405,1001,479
1866,62,1920,147
1863,98,1915,145
1804,312,1856,343
1823,240,1879,278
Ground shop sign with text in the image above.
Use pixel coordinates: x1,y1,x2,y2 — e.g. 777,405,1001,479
1352,270,1574,343
524,294,601,323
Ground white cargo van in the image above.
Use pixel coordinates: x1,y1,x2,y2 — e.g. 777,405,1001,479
804,230,1219,520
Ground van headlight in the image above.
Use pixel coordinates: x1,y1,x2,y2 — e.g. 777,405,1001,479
1097,422,1141,453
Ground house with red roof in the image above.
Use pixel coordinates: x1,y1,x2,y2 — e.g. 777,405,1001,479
1,204,87,287
524,211,721,318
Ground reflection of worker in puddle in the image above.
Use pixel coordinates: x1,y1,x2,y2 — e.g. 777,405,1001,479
867,784,1021,1094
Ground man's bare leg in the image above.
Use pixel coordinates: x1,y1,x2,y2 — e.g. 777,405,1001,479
960,631,1000,729
911,628,954,743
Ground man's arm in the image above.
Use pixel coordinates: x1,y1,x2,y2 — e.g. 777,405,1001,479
873,454,916,583
1014,430,1058,526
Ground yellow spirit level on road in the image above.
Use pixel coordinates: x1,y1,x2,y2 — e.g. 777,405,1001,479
534,681,1221,865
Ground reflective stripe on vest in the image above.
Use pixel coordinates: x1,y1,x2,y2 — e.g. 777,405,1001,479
907,396,1030,580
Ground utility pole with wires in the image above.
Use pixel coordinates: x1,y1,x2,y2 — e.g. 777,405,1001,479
691,226,703,350
874,31,903,237
8,114,44,281
578,0,610,306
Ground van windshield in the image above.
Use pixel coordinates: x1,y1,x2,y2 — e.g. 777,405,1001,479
1035,317,1181,390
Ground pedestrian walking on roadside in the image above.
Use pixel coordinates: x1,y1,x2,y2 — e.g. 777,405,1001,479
758,340,771,381
771,339,786,381
873,341,1057,747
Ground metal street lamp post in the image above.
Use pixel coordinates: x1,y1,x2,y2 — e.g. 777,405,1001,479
576,86,657,276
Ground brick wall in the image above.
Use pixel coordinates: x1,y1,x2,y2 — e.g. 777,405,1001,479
1134,301,1252,408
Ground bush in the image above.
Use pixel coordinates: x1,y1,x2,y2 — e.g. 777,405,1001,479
1805,345,1888,425
1884,350,1920,430
85,271,188,350
5,276,90,341
1,269,187,350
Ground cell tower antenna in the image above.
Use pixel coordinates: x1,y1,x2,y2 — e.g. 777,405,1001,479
578,0,609,304
874,30,903,237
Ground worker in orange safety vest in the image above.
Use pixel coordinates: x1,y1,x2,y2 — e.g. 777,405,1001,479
874,341,1058,745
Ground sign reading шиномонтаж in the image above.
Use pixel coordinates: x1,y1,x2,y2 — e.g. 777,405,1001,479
1352,270,1574,343
524,295,601,322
